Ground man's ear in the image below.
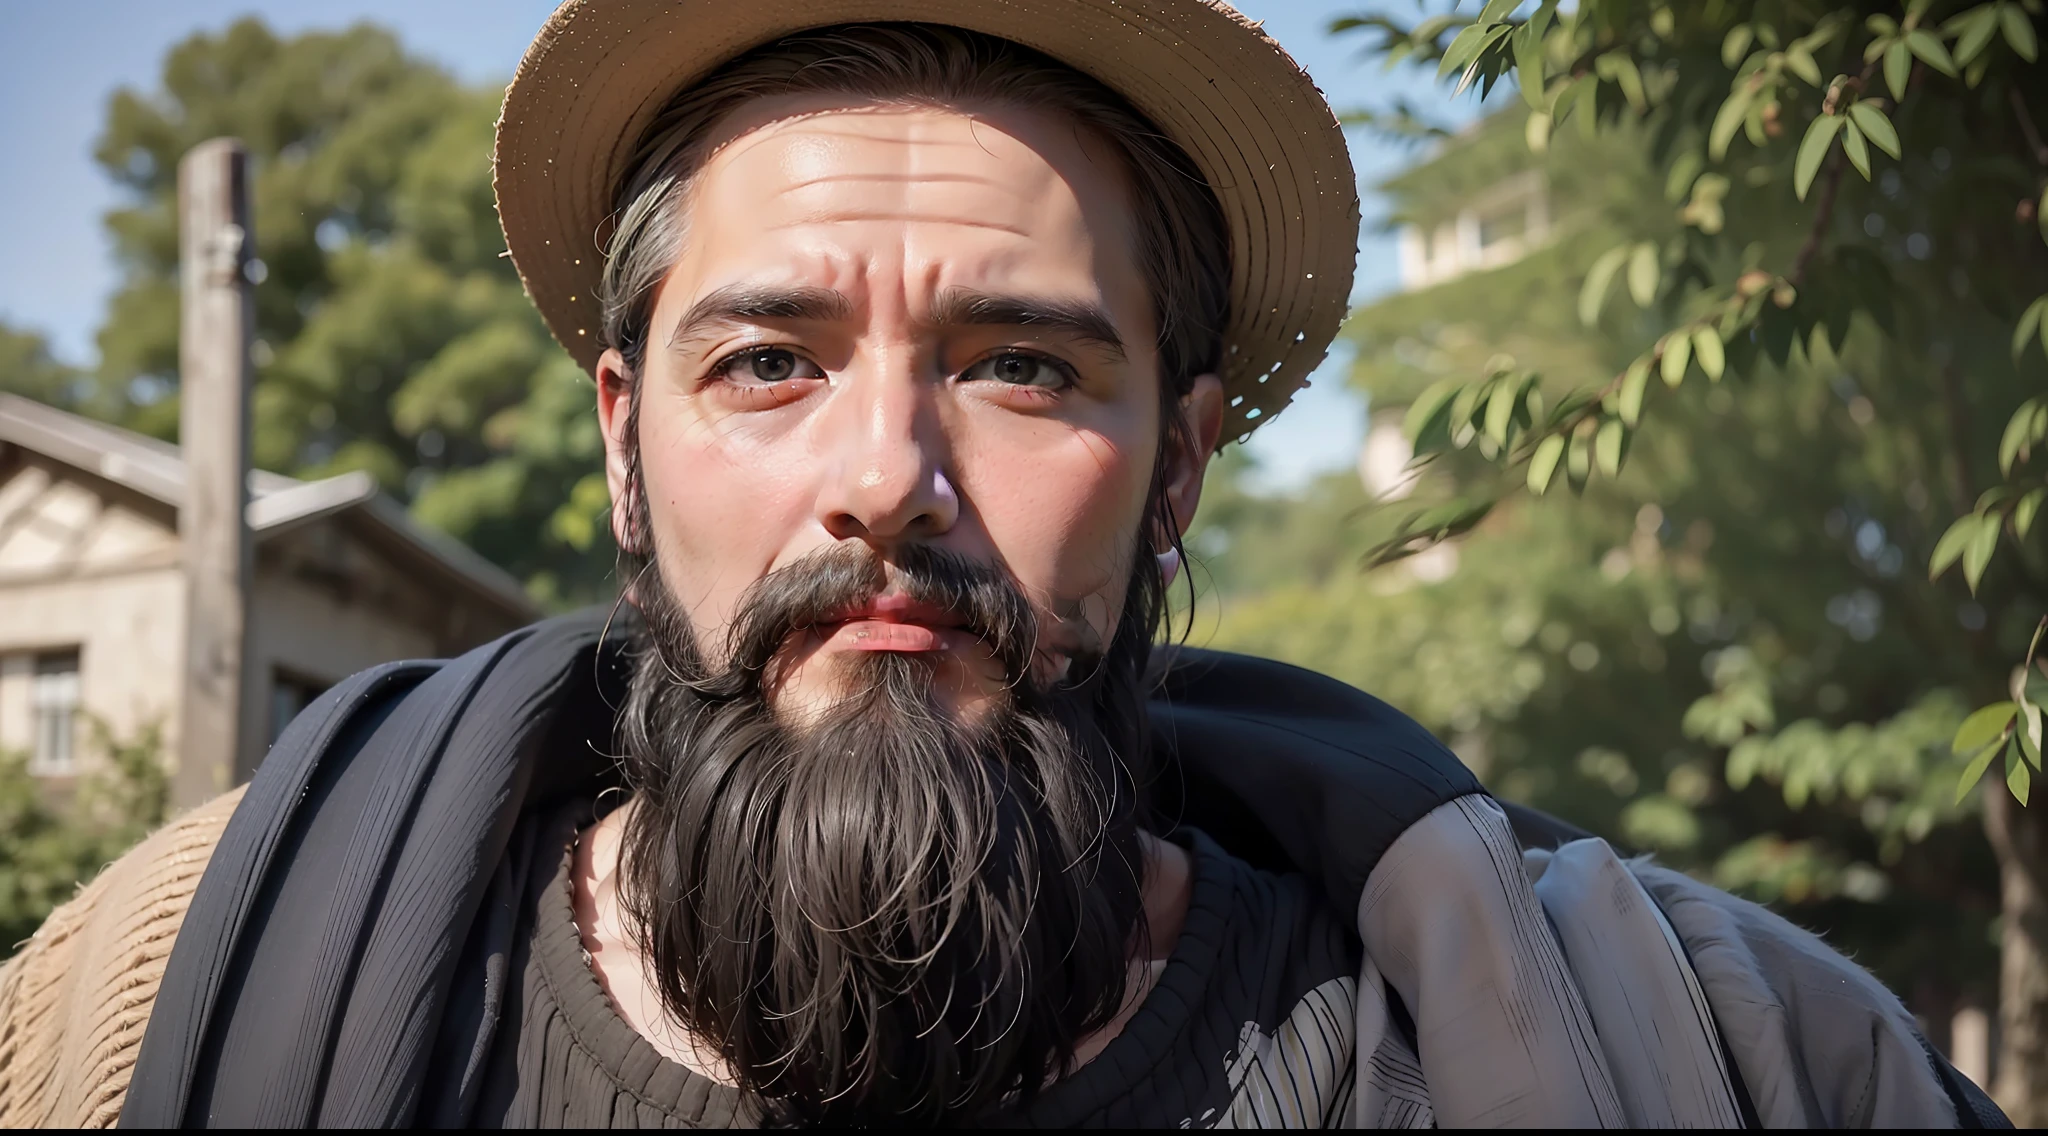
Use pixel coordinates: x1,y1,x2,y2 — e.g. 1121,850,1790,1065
1161,373,1225,543
594,348,639,552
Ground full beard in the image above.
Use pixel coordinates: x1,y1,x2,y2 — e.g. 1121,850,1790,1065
613,542,1158,1127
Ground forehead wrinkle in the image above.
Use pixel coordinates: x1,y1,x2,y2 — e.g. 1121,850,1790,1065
768,212,1032,237
781,171,1004,190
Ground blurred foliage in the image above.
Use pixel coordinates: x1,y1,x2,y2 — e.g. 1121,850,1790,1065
1335,0,2048,807
1192,0,2048,1025
0,719,168,957
86,18,612,606
0,323,85,409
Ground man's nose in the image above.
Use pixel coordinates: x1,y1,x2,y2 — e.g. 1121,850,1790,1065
813,368,959,545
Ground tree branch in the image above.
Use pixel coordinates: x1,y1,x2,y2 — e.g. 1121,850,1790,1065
1790,149,1850,286
2012,87,2048,168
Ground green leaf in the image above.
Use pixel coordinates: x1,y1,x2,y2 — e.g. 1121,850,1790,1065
1483,376,1522,448
1449,380,1489,445
1477,0,1520,24
2015,666,2044,767
1710,85,1757,159
1964,512,2002,592
1566,425,1592,492
1579,244,1631,326
1514,23,1548,110
1722,25,1755,67
2016,488,2045,539
1795,114,1844,200
1525,109,1552,153
1404,379,1460,453
1847,101,1903,158
1551,74,1597,136
2000,398,2047,474
1931,513,1982,578
1437,22,1491,78
1952,6,2003,64
1661,332,1693,387
1693,327,1726,381
1906,28,1959,74
1957,735,2005,803
1527,433,1567,494
2010,739,2033,804
2015,296,2046,360
2005,2,2041,60
1595,417,1628,476
1784,45,1823,86
1665,150,1704,203
2039,185,2048,246
1626,241,1660,306
1954,700,2018,755
1885,40,1912,100
1602,53,1647,112
1617,357,1652,426
1977,484,2017,514
1841,120,1873,179
1451,24,1515,97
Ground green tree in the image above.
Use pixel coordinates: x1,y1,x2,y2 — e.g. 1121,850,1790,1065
90,18,612,605
0,323,83,408
1316,0,2048,1115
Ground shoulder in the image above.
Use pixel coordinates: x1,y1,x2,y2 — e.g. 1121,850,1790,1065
0,786,245,1128
1631,860,2007,1128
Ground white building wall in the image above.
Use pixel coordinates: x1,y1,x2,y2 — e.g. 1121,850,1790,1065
0,567,186,766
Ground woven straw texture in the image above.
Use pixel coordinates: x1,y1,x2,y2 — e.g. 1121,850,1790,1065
0,787,243,1128
493,0,1359,444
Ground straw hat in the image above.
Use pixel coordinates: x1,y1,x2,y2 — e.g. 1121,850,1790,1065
494,0,1358,442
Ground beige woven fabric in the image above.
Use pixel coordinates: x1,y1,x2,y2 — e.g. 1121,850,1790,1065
0,787,243,1128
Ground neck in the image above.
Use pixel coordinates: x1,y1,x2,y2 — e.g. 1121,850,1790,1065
569,796,1192,1085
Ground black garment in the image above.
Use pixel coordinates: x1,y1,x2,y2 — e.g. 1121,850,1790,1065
118,608,2011,1129
477,805,755,1129
121,610,1484,1128
476,806,1357,1129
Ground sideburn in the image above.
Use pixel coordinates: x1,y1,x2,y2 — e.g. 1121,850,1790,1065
613,544,1160,1127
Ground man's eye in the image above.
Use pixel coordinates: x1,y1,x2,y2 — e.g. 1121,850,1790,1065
961,352,1073,389
717,348,821,385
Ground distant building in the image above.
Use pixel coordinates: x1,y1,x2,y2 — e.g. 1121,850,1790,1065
0,395,538,786
1357,116,1563,581
1394,168,1551,292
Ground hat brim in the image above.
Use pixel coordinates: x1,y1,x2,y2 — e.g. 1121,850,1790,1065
494,0,1358,444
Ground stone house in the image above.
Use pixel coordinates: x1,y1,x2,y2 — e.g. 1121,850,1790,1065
0,394,538,790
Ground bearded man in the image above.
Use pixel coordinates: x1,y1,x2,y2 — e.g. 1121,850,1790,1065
0,1,2011,1129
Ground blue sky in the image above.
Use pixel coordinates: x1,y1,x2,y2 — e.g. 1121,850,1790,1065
0,1,1479,490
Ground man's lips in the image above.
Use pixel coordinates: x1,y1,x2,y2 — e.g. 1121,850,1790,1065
814,595,970,653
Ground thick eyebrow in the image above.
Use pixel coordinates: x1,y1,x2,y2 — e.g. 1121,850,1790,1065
928,288,1127,360
667,284,856,351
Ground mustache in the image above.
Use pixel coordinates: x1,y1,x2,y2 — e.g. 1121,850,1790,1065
615,546,1153,1124
692,542,1042,694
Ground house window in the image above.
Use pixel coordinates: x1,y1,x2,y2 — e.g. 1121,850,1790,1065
269,670,329,745
29,651,80,776
1476,205,1527,252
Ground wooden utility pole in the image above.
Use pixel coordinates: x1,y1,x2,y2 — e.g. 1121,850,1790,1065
175,139,254,809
